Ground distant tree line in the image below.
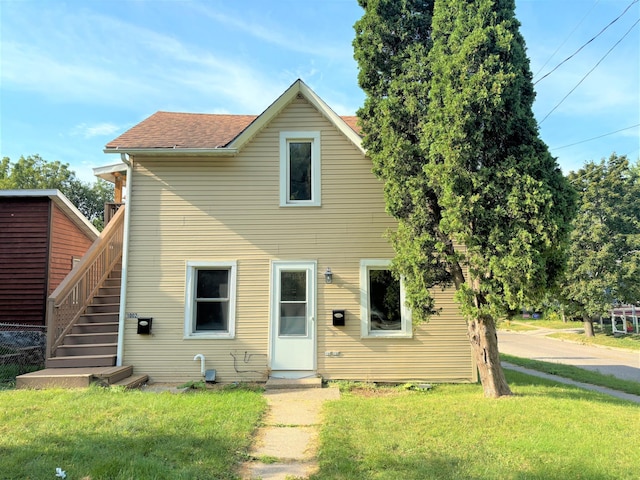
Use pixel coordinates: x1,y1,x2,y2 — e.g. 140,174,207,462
0,154,114,231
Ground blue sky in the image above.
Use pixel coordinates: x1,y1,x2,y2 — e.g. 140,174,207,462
1,0,638,183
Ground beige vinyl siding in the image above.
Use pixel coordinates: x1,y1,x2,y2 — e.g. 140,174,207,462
123,97,475,383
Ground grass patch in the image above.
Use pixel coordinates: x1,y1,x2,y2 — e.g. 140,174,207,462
548,331,640,351
314,372,639,480
497,321,539,332
0,385,266,479
499,318,582,331
501,353,640,396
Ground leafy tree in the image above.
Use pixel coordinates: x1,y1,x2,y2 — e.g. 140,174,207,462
0,155,114,230
561,154,640,336
354,0,575,397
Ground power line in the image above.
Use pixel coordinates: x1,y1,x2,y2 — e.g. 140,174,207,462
550,124,640,150
534,0,638,85
539,17,640,125
533,0,601,80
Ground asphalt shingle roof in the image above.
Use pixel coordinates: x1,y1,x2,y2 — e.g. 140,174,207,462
105,111,361,150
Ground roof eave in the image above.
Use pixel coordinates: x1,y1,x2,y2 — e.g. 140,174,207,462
103,147,239,156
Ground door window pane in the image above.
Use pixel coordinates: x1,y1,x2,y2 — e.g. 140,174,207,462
280,270,307,336
281,271,306,301
279,304,307,335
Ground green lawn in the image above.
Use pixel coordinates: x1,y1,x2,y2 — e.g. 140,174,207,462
314,372,639,479
0,385,266,480
548,331,640,351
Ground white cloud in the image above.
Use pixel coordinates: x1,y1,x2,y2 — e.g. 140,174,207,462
188,3,352,61
71,122,122,139
0,5,287,113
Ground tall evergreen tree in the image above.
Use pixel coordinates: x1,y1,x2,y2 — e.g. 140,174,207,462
561,154,640,335
354,0,575,397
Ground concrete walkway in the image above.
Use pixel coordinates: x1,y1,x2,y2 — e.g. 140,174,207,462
239,385,340,480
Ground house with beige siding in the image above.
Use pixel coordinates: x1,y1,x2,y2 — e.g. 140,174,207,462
101,79,476,384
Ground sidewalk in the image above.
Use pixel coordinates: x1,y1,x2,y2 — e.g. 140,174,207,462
239,385,340,480
501,362,640,404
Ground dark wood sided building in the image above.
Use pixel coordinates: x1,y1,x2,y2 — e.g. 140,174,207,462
0,190,99,326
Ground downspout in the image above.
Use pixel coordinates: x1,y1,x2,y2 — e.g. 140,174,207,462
116,153,132,366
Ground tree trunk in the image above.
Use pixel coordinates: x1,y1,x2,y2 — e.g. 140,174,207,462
583,314,595,337
468,316,513,398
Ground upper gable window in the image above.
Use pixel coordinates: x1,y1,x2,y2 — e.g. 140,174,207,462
280,131,321,207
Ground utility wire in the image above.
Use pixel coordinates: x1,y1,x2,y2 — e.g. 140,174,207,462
539,17,640,125
550,124,640,150
533,0,601,80
534,0,638,85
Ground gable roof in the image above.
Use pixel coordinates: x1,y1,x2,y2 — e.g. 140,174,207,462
104,79,364,156
0,189,99,239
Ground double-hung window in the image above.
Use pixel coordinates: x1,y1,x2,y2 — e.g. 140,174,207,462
184,261,237,339
280,131,321,206
360,260,412,338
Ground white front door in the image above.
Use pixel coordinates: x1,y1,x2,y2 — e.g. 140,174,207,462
270,261,316,374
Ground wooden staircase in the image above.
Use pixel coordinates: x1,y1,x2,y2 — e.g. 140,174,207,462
46,268,121,368
16,205,148,389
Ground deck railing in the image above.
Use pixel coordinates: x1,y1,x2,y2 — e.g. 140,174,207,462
46,205,125,359
104,202,124,225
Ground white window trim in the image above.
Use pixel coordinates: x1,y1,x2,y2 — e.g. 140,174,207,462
360,259,412,338
184,260,237,339
279,131,321,207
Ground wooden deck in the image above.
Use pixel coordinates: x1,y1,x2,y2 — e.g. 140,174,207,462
16,365,148,389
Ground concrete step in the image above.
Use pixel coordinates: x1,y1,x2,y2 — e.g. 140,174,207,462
265,377,323,390
63,332,118,345
56,343,117,357
46,354,117,368
72,322,118,334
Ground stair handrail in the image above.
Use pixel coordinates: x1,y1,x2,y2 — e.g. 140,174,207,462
46,205,125,359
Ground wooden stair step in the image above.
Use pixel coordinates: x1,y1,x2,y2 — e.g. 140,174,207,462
72,322,118,334
80,312,119,323
85,304,120,314
56,343,117,357
93,365,133,384
91,295,121,305
111,374,149,389
46,354,116,368
64,332,118,345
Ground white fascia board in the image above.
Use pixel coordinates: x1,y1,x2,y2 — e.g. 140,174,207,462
103,148,238,156
93,162,127,183
228,79,365,155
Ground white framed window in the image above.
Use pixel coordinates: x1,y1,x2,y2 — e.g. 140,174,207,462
184,261,237,339
279,131,321,206
360,260,412,338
